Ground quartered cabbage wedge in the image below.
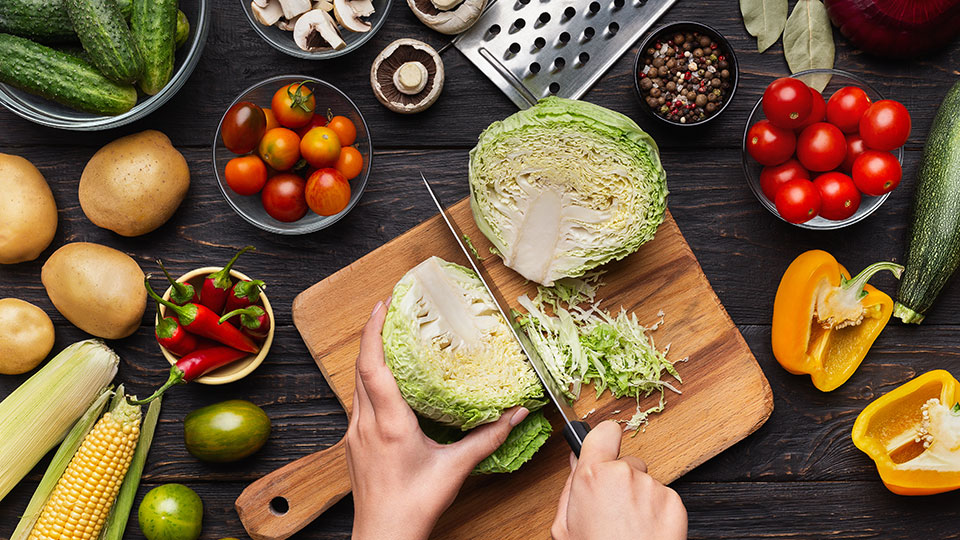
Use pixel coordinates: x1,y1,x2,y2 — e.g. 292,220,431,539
382,256,546,430
469,96,668,286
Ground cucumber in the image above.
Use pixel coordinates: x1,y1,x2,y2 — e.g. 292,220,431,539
175,10,190,49
64,0,142,84
0,0,77,44
131,0,178,95
0,33,137,115
894,79,960,324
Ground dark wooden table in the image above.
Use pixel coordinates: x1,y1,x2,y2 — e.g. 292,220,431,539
3,2,960,538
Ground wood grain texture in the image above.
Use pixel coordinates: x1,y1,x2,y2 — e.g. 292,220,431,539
258,199,772,539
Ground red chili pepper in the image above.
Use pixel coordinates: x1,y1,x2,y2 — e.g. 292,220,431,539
146,277,259,354
129,346,250,405
223,279,265,320
220,306,270,341
158,259,199,306
201,246,255,314
156,312,201,357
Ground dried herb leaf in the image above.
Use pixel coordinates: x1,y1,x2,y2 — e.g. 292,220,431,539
740,0,787,53
783,0,835,91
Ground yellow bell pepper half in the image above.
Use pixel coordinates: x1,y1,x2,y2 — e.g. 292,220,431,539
853,370,960,496
772,250,903,392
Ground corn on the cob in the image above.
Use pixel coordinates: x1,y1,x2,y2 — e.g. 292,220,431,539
27,398,141,540
0,340,119,503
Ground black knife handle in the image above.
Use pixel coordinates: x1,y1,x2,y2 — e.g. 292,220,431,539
563,420,591,457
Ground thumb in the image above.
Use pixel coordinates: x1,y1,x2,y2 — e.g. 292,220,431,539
576,420,622,470
450,407,529,469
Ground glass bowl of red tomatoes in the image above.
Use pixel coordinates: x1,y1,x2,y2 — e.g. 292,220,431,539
741,69,906,230
213,74,372,234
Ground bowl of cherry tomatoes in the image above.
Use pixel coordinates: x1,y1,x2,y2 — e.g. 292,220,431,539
742,69,908,229
213,75,371,234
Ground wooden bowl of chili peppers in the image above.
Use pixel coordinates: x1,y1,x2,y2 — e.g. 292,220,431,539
151,254,274,385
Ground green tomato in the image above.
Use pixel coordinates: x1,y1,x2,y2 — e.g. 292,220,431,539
138,484,204,540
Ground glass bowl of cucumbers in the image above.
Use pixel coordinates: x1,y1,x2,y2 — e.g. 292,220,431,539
0,0,210,131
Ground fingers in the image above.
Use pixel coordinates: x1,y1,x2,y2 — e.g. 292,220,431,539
450,407,529,471
620,455,648,473
575,420,622,471
551,451,577,539
355,299,409,418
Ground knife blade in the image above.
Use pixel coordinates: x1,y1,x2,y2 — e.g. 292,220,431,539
420,173,590,456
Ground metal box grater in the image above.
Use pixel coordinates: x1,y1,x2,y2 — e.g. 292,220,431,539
452,0,677,109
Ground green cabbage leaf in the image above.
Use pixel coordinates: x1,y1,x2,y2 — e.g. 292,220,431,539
421,410,553,474
469,96,668,286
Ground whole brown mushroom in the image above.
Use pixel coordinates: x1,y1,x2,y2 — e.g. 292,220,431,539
370,39,444,114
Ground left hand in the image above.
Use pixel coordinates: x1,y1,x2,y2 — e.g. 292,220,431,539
347,299,530,540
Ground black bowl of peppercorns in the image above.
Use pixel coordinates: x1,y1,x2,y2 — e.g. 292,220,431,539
634,21,738,127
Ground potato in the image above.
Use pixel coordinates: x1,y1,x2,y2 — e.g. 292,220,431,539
79,130,190,237
41,243,146,339
0,298,55,375
0,154,58,264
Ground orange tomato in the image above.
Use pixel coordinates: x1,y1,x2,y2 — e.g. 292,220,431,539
296,114,328,138
306,168,351,216
300,127,341,168
335,146,364,180
271,82,315,129
327,115,356,146
263,108,280,131
258,128,301,171
224,155,268,196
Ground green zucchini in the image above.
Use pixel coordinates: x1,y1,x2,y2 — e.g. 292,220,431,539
0,33,137,115
175,9,190,50
131,0,178,95
64,0,142,84
894,79,960,324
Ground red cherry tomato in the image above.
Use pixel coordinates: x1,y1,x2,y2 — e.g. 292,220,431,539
221,102,266,154
759,159,809,201
840,134,867,173
262,173,308,222
775,179,821,224
797,122,846,172
305,168,351,216
747,120,797,166
224,155,268,196
860,100,911,151
814,172,861,221
825,86,872,133
796,88,826,131
852,150,902,196
271,82,316,129
763,78,813,129
296,114,329,138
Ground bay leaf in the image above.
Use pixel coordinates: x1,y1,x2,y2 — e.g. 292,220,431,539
740,0,787,53
783,0,835,91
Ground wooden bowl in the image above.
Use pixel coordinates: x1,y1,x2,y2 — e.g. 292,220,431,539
157,266,274,385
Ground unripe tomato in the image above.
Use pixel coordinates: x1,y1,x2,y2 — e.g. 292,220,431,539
258,128,301,171
271,82,316,129
221,102,266,154
306,168,351,216
301,127,341,168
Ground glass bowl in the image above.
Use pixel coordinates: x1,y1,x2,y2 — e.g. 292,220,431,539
742,68,903,230
240,0,392,60
212,75,372,235
0,0,210,131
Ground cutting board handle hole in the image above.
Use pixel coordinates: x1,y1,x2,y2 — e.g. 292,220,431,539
270,496,290,516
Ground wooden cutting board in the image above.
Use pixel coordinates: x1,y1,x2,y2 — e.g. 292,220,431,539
236,199,773,540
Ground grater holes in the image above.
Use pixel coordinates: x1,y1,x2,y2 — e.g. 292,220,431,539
486,24,501,39
537,12,551,25
516,0,529,6
508,42,521,54
562,6,576,19
578,52,590,65
553,57,566,70
588,1,601,14
549,82,561,94
558,31,571,44
534,36,546,49
612,0,625,9
582,26,596,41
606,22,620,36
529,62,541,74
511,18,526,32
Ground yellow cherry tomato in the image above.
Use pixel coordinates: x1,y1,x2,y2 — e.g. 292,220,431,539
300,126,341,168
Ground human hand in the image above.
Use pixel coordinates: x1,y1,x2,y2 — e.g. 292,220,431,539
347,299,530,540
551,420,688,540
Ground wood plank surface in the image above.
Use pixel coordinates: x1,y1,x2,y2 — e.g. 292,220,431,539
3,0,960,538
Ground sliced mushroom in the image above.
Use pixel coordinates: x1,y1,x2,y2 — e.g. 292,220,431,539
333,0,375,33
431,0,463,10
294,9,345,51
276,14,302,31
253,0,270,7
279,0,312,20
407,0,485,34
313,0,333,10
370,38,444,114
251,0,284,25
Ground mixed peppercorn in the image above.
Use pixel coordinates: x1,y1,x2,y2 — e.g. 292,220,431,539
638,30,732,124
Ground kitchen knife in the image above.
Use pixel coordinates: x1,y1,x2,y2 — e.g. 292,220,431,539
421,173,591,455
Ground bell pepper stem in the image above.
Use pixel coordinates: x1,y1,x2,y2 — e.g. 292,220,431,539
127,367,185,405
841,261,905,300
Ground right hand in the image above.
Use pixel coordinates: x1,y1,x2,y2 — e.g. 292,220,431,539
551,420,688,540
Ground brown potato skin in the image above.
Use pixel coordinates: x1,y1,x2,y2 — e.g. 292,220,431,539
0,154,58,264
79,130,190,237
41,243,146,339
0,298,55,375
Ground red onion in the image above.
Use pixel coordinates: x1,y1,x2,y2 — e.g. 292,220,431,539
824,0,960,58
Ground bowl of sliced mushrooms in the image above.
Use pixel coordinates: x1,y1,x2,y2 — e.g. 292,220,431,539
242,0,392,58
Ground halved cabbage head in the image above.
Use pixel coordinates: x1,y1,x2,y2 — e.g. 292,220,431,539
382,256,546,429
469,96,668,286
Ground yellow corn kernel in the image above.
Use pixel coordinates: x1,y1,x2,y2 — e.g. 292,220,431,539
27,400,141,540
